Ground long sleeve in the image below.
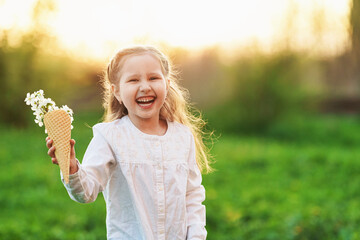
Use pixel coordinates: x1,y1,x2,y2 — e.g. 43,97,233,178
186,135,207,240
62,124,117,203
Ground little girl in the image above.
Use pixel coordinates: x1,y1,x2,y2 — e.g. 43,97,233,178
46,45,212,240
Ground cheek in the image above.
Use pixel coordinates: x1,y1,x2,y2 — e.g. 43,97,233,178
154,85,167,100
157,80,168,94
157,91,168,108
119,85,136,104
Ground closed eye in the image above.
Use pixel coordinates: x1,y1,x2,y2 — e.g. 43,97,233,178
128,79,138,82
149,76,161,80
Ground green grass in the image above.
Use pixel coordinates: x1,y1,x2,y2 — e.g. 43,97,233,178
0,111,106,240
1,112,359,239
204,136,360,239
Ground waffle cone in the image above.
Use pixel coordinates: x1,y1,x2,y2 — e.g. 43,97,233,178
44,109,71,183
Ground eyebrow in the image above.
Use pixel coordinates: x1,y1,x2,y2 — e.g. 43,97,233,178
148,72,162,75
124,74,141,80
124,72,162,79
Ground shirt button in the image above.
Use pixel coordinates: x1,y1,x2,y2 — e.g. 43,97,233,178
158,186,163,191
155,141,160,147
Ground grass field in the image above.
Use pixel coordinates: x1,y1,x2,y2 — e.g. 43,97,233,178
1,112,359,239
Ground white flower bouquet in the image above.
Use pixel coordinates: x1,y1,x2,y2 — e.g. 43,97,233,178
25,90,74,183
25,89,74,129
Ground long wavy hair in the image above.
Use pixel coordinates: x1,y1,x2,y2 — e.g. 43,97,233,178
101,45,212,173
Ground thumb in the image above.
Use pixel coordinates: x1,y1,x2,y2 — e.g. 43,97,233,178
70,139,76,159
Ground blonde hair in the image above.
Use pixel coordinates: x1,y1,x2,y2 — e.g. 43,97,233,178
101,45,212,173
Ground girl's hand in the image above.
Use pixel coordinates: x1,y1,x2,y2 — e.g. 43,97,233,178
46,137,79,174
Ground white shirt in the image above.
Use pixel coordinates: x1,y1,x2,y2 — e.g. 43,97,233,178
62,115,207,240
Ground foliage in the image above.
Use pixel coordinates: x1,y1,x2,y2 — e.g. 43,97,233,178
0,31,39,126
263,114,360,147
0,29,101,127
204,52,324,134
0,112,359,239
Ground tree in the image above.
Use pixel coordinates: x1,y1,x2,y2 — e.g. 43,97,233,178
351,0,360,61
0,0,56,126
350,0,360,95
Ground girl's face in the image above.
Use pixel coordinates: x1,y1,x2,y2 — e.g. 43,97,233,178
112,53,169,124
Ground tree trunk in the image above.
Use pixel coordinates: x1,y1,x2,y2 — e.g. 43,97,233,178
351,0,360,66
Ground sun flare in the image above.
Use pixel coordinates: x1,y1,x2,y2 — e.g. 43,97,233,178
0,0,352,59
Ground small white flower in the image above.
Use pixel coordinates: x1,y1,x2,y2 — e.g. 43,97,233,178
61,105,74,123
25,93,31,105
25,93,38,106
48,106,55,112
25,90,74,129
61,105,73,115
33,109,43,118
30,98,37,106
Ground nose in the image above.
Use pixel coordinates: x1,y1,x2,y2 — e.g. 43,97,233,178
139,80,151,92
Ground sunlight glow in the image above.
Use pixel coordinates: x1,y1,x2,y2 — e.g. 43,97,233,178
0,0,352,59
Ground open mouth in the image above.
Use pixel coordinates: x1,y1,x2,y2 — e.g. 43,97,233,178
136,96,156,108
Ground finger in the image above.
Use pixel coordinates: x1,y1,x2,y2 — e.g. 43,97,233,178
48,146,56,158
52,158,58,165
46,139,53,149
46,136,49,141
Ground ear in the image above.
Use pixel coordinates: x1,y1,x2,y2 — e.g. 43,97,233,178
111,84,122,104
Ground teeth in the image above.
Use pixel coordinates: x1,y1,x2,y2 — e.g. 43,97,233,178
137,97,155,103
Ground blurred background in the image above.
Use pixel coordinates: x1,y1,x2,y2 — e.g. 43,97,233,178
0,0,359,239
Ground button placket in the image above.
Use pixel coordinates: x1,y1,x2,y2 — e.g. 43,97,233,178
155,140,165,240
